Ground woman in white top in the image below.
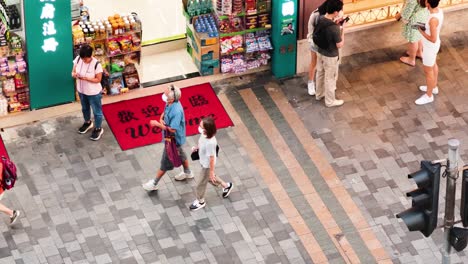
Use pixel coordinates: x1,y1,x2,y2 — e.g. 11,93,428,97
306,1,330,96
415,0,444,105
189,117,233,211
72,44,105,140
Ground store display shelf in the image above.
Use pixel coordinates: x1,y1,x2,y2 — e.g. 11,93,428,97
107,49,141,58
0,71,27,77
217,12,245,19
219,31,245,37
245,11,269,16
4,87,29,95
107,30,142,39
221,49,245,56
244,26,271,33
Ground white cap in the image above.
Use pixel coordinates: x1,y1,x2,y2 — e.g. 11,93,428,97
162,93,168,103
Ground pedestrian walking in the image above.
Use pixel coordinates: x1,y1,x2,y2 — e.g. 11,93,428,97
396,0,429,67
189,117,233,211
306,0,330,96
72,44,105,141
415,0,443,105
0,162,20,225
314,0,346,107
142,85,193,191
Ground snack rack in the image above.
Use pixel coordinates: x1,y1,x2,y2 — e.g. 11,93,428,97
215,0,273,74
72,13,142,96
0,16,29,115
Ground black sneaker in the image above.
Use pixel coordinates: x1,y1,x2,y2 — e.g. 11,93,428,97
90,128,104,141
78,121,93,134
222,183,233,198
189,200,206,211
10,210,20,225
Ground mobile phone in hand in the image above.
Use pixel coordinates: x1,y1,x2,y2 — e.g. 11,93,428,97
339,16,350,26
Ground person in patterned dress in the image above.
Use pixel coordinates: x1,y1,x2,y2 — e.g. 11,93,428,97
395,0,429,66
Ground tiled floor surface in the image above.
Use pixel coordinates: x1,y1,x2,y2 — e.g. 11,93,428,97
0,7,467,264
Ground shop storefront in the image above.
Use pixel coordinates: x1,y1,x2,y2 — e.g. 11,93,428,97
299,0,468,38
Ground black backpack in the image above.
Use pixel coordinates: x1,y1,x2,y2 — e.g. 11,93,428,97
312,16,335,50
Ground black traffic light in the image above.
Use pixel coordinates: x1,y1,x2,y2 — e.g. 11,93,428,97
450,227,468,252
460,169,468,227
396,160,441,237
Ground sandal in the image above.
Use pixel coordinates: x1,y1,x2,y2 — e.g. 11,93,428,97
406,52,422,60
400,56,415,67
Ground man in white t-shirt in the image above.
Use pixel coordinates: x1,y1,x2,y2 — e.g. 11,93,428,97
72,44,105,141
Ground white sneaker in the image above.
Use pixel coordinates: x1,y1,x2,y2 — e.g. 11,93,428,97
189,199,206,211
326,100,344,107
419,85,439,95
142,179,158,191
174,171,194,181
415,94,434,105
307,81,316,96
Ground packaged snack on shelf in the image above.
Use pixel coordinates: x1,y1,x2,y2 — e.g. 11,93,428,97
131,33,141,50
110,57,125,73
246,0,257,14
257,36,272,51
124,73,140,89
123,63,138,75
3,78,15,93
109,73,124,95
94,41,106,56
230,17,244,32
15,55,27,72
232,0,243,13
232,53,246,73
123,53,139,65
258,13,270,27
221,56,233,73
107,39,121,56
14,74,27,89
245,37,259,53
245,15,258,29
119,36,133,53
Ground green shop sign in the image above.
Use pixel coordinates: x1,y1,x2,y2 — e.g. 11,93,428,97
24,0,74,109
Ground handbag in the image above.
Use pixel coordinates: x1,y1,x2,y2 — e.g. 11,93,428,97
164,131,182,167
191,145,220,161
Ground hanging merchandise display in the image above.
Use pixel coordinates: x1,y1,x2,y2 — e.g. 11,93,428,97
72,12,142,95
0,1,28,116
215,0,272,74
184,0,272,76
0,33,29,115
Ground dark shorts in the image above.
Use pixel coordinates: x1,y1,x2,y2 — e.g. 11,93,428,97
160,145,188,171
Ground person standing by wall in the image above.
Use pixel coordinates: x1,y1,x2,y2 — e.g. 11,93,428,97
396,0,429,67
314,0,345,107
306,0,330,96
142,85,193,191
72,44,105,141
189,117,233,211
415,0,443,105
0,163,20,225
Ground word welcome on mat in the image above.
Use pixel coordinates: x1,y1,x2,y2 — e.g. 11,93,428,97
103,83,234,150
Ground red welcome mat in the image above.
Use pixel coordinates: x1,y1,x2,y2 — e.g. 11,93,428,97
103,83,234,150
0,134,8,158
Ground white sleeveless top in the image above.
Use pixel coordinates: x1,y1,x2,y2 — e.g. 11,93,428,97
424,9,444,46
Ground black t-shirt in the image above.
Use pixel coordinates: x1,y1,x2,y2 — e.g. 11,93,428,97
316,16,342,57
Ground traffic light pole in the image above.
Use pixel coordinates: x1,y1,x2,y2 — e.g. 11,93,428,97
442,139,460,264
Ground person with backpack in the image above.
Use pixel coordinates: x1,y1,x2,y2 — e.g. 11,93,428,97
72,44,105,141
313,0,346,107
306,0,330,96
0,159,20,225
